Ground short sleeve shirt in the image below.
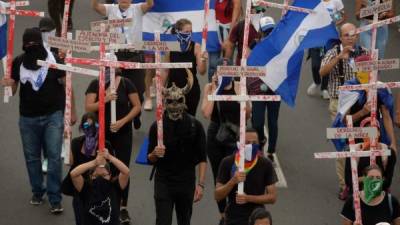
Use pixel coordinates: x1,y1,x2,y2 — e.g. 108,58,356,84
341,193,400,225
104,3,144,44
217,155,277,225
229,21,259,66
322,0,344,22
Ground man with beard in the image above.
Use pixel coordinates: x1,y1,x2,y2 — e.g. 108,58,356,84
147,74,207,225
1,27,74,214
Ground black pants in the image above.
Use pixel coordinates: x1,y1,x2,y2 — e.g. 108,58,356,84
206,122,235,213
309,48,328,90
154,179,195,225
47,0,75,35
72,196,83,225
107,129,133,206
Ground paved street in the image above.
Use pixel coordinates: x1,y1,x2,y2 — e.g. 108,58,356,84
0,1,399,225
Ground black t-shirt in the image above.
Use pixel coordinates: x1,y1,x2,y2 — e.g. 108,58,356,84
216,155,277,225
349,93,383,128
169,42,199,88
85,77,137,134
79,179,123,225
12,54,65,117
210,83,240,125
147,114,207,183
345,146,396,192
341,193,400,225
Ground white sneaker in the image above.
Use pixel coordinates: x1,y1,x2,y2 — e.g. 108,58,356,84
321,90,330,100
42,158,48,173
144,98,153,111
306,83,319,96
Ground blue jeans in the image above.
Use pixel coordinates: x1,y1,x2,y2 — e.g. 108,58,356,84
251,98,281,154
359,19,388,59
19,110,63,205
208,51,221,82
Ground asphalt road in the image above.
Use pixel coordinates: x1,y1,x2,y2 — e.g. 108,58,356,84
0,1,399,225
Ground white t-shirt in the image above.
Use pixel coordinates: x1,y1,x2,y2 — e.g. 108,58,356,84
322,0,344,22
104,3,144,44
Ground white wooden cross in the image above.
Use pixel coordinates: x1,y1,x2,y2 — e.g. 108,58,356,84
64,30,191,150
315,116,391,225
208,0,313,194
0,0,44,103
341,0,399,164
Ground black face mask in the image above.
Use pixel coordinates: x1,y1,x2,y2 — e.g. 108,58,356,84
22,45,48,70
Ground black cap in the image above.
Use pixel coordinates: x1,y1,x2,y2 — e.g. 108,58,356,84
38,17,56,32
23,27,43,48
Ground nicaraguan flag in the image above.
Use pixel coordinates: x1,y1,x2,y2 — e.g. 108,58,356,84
332,78,394,151
0,1,7,59
248,0,338,106
135,0,220,52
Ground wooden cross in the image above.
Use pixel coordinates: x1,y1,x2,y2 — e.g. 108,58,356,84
342,0,399,164
0,0,44,103
61,31,191,150
315,116,391,225
208,0,313,194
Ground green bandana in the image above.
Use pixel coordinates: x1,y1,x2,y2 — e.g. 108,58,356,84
363,177,384,203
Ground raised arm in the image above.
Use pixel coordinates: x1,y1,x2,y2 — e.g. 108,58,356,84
201,83,216,119
141,0,154,14
91,0,107,16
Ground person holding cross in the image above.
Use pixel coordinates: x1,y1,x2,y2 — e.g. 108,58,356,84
147,73,207,225
344,117,397,195
48,0,75,35
91,0,154,129
215,128,277,225
355,0,395,59
341,165,400,225
320,22,368,200
0,27,75,214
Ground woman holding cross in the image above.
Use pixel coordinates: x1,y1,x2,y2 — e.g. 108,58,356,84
341,165,400,225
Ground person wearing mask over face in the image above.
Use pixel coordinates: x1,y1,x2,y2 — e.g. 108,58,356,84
201,58,251,224
247,16,281,162
344,117,396,195
91,0,154,129
248,207,272,225
0,27,75,214
356,0,394,59
341,165,400,225
307,0,346,99
224,3,263,66
62,112,115,225
207,0,241,82
320,23,368,200
85,64,141,224
48,0,75,35
215,128,277,225
164,18,208,116
70,149,130,225
147,72,207,225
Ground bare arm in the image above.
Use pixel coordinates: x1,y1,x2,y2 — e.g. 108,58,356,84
201,83,216,120
140,0,154,14
215,181,236,201
121,93,141,124
91,0,106,16
342,218,354,225
355,0,362,20
197,162,207,186
381,105,396,151
230,0,241,28
245,185,277,204
224,39,235,60
70,159,97,192
336,10,346,26
108,154,130,190
194,43,208,75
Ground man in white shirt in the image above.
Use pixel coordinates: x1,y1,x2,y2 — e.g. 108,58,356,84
91,0,154,133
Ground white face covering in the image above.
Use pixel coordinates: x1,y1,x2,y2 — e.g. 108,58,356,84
42,29,56,49
250,14,262,32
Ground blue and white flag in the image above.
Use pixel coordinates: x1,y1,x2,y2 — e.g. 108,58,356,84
332,78,394,151
136,0,220,52
248,0,339,106
0,1,7,59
